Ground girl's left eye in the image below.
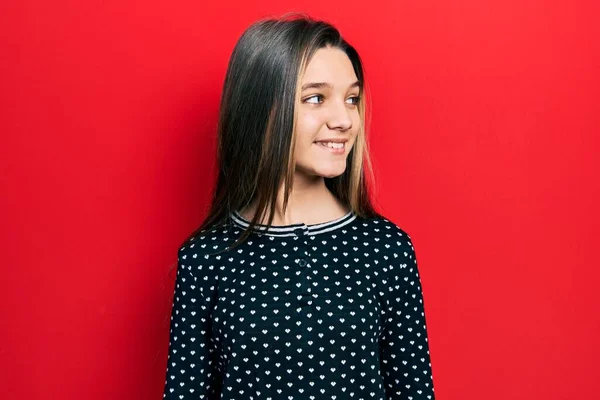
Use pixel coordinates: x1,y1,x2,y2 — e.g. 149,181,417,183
347,96,361,105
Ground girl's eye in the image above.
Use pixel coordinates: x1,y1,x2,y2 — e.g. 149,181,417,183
347,96,361,105
303,95,361,105
304,95,323,104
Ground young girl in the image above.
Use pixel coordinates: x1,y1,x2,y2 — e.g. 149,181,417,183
163,13,435,400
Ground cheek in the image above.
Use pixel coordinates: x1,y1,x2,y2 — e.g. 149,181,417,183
294,113,324,149
296,110,324,135
352,111,362,131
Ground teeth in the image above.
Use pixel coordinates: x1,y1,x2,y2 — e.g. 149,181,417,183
317,142,344,149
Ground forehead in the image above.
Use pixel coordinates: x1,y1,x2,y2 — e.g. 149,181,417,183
301,47,357,85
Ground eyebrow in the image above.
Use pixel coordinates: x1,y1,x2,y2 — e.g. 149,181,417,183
301,80,360,91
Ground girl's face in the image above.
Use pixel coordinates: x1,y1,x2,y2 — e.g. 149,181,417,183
293,46,361,180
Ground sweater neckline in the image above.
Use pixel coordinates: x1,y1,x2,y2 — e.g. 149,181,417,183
229,209,357,237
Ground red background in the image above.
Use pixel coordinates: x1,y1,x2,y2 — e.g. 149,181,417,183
1,1,598,399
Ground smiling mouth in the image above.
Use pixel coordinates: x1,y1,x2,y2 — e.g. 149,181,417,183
313,141,346,154
314,141,345,149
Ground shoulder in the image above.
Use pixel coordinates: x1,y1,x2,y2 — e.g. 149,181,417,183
178,220,237,259
354,213,415,251
377,214,417,264
357,214,419,287
176,221,236,283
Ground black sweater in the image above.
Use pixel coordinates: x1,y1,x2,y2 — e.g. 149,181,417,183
163,210,435,399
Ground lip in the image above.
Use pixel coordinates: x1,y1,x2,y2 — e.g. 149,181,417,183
313,141,346,155
313,139,348,143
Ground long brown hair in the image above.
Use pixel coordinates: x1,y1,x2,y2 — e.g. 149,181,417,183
184,13,383,255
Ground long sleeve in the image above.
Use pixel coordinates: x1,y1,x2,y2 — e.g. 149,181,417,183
379,231,435,399
163,245,222,399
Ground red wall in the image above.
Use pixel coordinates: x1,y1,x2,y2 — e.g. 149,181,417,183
1,1,598,399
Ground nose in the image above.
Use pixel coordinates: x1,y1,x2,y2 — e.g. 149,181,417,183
326,98,353,131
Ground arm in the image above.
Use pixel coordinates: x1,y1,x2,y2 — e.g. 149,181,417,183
163,245,222,399
379,230,435,399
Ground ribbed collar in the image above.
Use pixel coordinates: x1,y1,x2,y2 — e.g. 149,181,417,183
229,209,357,237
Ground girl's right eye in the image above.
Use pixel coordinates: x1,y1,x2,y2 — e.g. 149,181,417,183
304,95,323,104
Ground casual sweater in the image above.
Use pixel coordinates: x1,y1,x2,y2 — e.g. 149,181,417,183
163,209,435,399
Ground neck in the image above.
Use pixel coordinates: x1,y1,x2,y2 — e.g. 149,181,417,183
239,174,350,226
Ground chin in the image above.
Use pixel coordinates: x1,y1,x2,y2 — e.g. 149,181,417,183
295,159,348,179
314,166,347,178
